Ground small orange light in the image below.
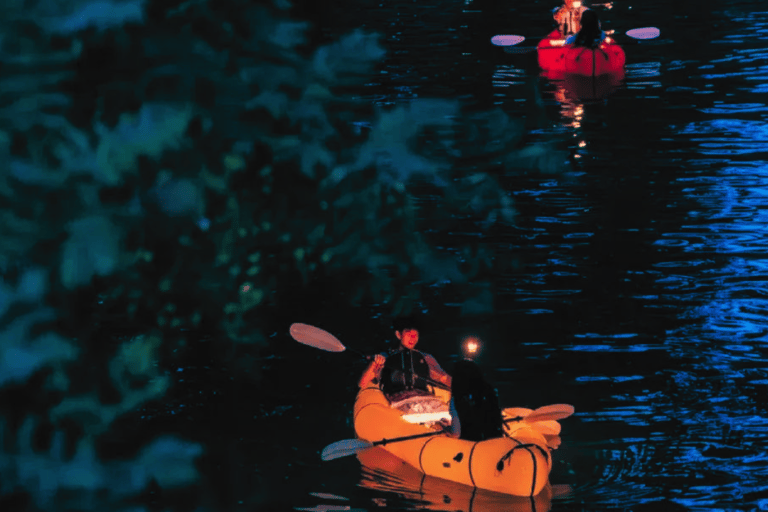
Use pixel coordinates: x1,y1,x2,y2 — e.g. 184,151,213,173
463,336,481,358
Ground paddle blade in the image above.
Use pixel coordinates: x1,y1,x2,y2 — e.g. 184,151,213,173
625,27,660,40
491,35,525,47
544,434,562,450
502,404,574,423
289,323,346,352
321,439,373,461
530,420,561,436
525,404,575,423
501,407,533,422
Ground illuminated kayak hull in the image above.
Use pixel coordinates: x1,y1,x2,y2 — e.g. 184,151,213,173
358,446,555,512
353,387,552,497
537,29,626,77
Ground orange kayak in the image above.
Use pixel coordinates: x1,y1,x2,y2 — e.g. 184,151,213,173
353,387,552,497
358,446,555,511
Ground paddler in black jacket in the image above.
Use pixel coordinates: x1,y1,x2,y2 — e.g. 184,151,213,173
358,316,451,402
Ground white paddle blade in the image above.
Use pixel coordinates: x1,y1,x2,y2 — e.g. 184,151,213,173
289,323,346,352
525,404,575,423
625,27,660,40
491,35,525,47
321,439,373,461
502,404,574,423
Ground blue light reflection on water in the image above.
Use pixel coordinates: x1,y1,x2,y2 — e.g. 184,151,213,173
671,113,768,346
481,1,768,507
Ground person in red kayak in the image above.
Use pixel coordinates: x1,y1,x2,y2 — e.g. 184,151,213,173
566,9,609,47
553,0,589,37
358,316,451,401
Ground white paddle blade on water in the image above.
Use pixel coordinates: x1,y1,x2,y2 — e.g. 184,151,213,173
289,323,346,352
525,404,575,423
491,35,525,47
502,404,575,423
625,27,660,40
321,439,373,461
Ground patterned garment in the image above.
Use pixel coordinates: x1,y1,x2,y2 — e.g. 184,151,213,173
554,5,588,36
390,394,449,415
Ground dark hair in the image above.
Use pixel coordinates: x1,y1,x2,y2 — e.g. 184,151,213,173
451,360,485,397
392,315,422,333
451,360,503,441
574,9,602,48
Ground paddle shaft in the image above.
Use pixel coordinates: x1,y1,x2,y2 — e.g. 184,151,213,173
355,349,451,392
492,26,659,47
289,323,451,391
321,428,449,460
386,367,451,392
502,404,574,424
372,429,447,447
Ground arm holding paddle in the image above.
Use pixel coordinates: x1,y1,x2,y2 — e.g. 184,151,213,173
360,316,453,394
359,354,386,388
424,353,452,388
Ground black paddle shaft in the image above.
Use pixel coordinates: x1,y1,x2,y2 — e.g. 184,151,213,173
353,349,451,392
374,428,447,446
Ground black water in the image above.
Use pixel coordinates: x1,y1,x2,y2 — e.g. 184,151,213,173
147,0,768,510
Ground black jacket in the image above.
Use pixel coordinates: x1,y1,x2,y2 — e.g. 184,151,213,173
380,348,431,398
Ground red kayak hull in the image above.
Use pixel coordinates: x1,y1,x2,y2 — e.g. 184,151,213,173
537,29,626,78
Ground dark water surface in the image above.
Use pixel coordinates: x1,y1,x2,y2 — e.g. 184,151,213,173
152,1,768,510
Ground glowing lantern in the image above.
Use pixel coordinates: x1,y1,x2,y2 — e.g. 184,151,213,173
462,336,481,359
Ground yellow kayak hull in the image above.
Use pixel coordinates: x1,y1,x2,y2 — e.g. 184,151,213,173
358,446,555,511
353,387,552,497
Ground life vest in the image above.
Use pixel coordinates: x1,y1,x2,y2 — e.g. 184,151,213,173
555,5,587,36
380,349,431,398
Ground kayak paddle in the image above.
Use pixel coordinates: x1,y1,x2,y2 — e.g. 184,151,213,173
625,27,660,40
289,323,347,353
322,429,448,461
503,413,562,436
490,35,525,47
491,27,659,47
502,404,575,423
288,323,452,391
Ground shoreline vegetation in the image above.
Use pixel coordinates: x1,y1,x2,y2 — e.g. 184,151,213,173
0,0,563,509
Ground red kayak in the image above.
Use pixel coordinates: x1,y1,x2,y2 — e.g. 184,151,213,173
537,29,625,78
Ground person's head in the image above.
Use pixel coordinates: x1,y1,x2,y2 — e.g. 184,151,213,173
579,9,600,31
565,0,585,8
575,9,602,46
393,315,422,350
451,359,487,398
